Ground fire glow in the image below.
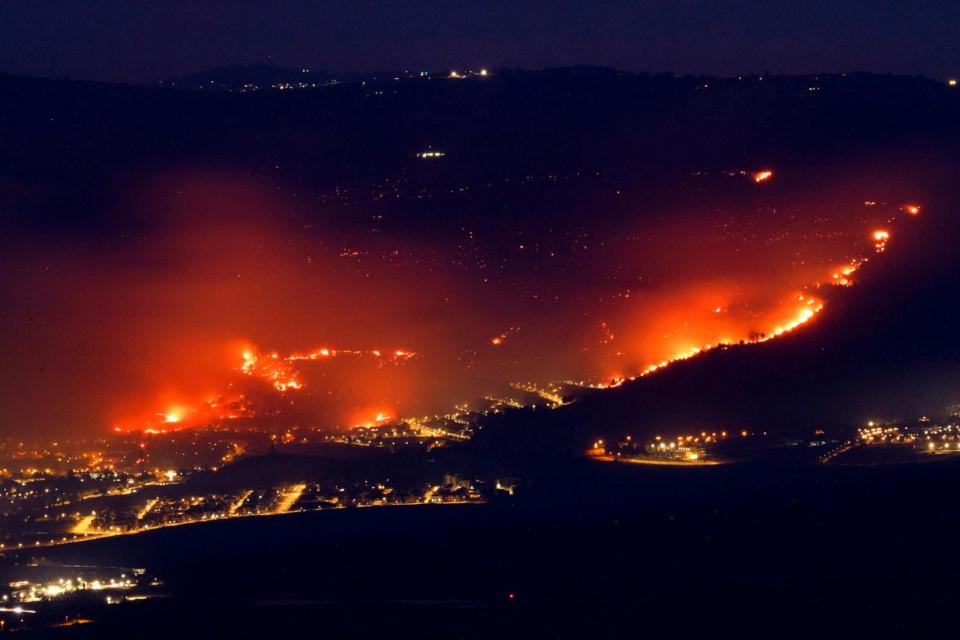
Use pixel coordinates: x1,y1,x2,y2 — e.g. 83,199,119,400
593,202,924,389
873,229,891,253
616,295,825,384
239,346,417,393
36,172,919,436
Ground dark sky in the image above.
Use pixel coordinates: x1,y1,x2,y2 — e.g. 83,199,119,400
1,0,958,83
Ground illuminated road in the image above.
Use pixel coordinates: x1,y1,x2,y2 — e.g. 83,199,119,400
273,484,306,514
589,454,723,467
136,498,159,520
229,489,253,515
819,442,855,464
70,515,97,535
21,499,484,551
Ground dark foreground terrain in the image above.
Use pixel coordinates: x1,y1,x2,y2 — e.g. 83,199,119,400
11,452,960,639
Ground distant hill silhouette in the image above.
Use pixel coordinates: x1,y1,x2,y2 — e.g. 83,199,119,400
162,63,338,90
2,68,957,189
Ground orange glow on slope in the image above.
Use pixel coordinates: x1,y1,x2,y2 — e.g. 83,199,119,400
240,349,299,392
592,203,923,390
351,409,395,429
830,260,864,287
115,342,419,433
592,293,827,388
752,170,774,183
83,170,926,435
238,345,418,393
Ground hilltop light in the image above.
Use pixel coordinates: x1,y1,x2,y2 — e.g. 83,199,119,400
480,68,489,76
949,79,957,87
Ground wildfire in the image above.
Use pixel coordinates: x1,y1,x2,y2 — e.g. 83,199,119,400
873,229,890,253
352,410,395,428
601,203,926,390
240,345,418,392
240,350,300,392
112,342,420,435
105,174,926,438
490,326,520,346
616,294,825,383
831,260,864,287
902,203,921,216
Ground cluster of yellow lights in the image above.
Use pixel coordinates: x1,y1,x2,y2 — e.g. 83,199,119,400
752,169,774,183
647,430,747,449
9,576,136,604
859,423,908,444
449,69,488,79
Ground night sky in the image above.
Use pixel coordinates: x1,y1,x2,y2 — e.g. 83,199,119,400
1,0,958,83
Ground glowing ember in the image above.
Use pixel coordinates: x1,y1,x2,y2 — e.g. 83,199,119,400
490,327,520,346
831,260,864,287
902,203,922,216
873,229,891,253
752,170,774,183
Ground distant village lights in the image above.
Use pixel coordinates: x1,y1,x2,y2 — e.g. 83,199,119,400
449,68,489,79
